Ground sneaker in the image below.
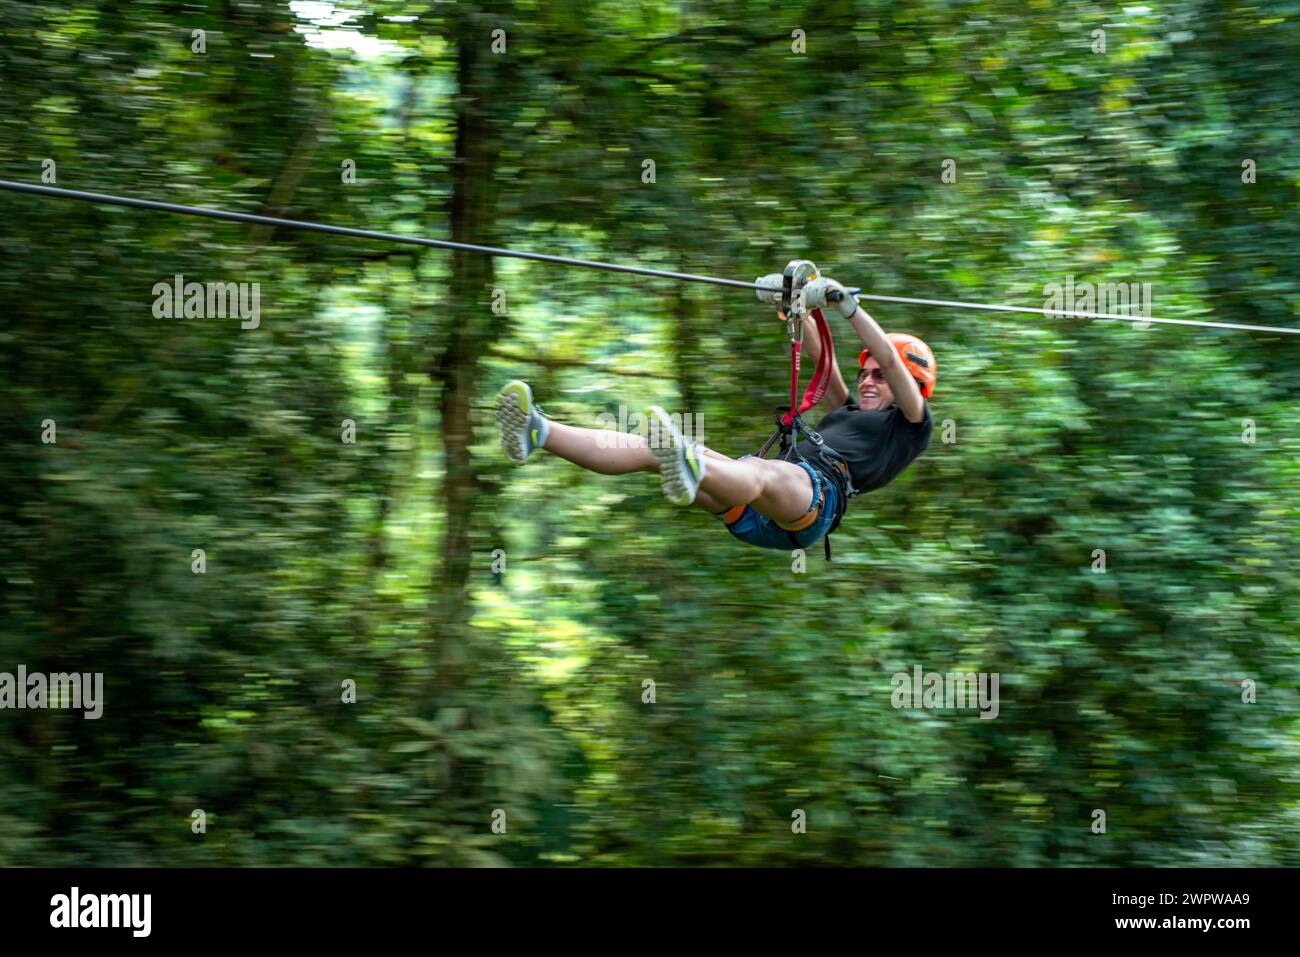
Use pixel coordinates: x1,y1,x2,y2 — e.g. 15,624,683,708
496,380,549,463
646,405,704,505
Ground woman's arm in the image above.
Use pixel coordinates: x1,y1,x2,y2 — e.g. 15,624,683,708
796,309,851,410
844,306,926,422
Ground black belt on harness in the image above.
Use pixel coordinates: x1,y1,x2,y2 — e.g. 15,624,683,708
758,407,855,560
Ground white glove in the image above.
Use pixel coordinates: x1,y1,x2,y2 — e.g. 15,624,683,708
756,271,859,319
801,276,859,319
754,273,784,306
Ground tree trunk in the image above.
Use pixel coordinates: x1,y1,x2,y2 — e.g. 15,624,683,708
434,10,510,670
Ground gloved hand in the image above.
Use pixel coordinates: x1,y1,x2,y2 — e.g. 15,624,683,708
755,272,860,319
801,276,859,320
754,273,784,307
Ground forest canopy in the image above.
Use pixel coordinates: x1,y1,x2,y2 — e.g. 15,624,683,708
0,0,1297,866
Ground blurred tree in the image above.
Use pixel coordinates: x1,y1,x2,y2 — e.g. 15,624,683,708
0,0,1296,867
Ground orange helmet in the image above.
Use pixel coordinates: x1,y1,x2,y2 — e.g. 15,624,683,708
858,333,936,399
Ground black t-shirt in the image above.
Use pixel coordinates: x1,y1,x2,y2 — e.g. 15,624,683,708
795,399,932,495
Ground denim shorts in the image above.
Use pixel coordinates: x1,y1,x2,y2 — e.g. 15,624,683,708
721,460,841,551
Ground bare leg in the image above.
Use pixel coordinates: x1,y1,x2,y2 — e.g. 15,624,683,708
542,421,658,474
541,423,813,525
695,448,813,525
695,488,729,514
695,449,732,513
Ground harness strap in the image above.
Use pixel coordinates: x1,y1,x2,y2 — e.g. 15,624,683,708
757,301,851,561
802,308,835,412
780,309,835,428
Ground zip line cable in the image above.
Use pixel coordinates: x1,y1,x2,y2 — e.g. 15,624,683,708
0,181,757,290
1,179,1296,336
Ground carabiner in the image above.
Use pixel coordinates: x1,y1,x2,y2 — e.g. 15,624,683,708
780,259,818,341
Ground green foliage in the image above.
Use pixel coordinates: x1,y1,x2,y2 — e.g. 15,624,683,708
0,0,1297,866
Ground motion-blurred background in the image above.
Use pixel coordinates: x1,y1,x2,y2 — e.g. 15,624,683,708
1,1,1297,866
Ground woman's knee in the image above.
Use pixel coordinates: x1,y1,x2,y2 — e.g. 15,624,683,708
754,460,813,519
733,452,767,497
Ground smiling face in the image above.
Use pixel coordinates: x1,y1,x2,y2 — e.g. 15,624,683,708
856,357,894,411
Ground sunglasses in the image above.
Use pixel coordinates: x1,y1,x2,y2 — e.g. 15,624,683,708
858,367,887,383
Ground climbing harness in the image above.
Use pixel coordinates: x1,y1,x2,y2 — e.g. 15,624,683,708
1,179,1296,336
751,260,857,561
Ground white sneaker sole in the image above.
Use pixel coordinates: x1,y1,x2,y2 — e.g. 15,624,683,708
496,384,532,464
647,406,703,506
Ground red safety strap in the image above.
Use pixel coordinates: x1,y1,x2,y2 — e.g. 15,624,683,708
780,308,835,427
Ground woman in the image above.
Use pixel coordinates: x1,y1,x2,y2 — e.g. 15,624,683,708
496,276,935,552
